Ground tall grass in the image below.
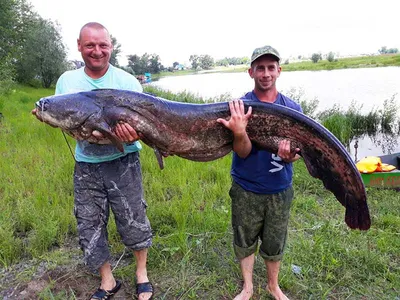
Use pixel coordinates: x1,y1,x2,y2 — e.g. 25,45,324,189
0,86,399,299
304,95,400,153
144,85,232,103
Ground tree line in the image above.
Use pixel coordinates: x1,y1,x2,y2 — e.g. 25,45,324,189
0,0,166,89
2,0,399,89
308,46,399,64
1,0,67,89
0,0,245,88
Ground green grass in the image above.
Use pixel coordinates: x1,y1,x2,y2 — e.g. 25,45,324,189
281,53,400,72
0,86,399,299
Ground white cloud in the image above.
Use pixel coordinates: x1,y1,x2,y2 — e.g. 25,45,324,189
29,0,400,66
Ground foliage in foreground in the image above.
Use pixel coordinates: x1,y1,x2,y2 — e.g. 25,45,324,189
0,86,399,299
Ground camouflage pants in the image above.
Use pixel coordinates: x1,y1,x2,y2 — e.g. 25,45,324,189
229,181,293,261
73,152,152,272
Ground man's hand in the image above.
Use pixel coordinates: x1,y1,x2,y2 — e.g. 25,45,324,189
91,122,139,143
217,100,252,135
217,99,253,158
277,140,301,163
114,122,140,143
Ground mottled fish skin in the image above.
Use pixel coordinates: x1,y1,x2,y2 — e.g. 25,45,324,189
36,89,370,230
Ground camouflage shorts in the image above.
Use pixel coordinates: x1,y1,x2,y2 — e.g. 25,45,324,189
73,152,153,272
229,181,293,261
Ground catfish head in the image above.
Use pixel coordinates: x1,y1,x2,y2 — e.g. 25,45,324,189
35,92,124,152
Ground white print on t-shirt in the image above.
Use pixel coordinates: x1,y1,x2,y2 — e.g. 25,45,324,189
269,154,283,173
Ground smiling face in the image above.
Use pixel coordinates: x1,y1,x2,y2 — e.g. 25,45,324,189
248,55,281,93
78,25,113,78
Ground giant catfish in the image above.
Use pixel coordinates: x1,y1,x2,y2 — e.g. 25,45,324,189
35,89,371,230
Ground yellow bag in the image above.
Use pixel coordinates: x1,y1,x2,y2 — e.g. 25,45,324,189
356,156,396,173
356,156,382,173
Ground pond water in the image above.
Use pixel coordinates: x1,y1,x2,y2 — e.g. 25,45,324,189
151,67,400,160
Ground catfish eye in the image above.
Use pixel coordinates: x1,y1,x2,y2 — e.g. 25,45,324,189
36,99,49,111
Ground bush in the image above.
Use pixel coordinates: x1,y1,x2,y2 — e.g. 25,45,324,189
311,53,322,63
327,52,335,62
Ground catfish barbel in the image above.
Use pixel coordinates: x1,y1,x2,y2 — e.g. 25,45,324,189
35,89,370,230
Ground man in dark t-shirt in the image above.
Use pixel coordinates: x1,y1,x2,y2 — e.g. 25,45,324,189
218,45,302,300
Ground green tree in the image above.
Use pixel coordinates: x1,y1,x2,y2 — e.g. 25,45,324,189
242,57,250,65
199,55,214,70
16,18,68,88
216,58,229,67
0,0,67,87
379,46,399,54
120,65,135,75
0,0,36,98
110,34,121,67
0,56,15,115
0,56,16,95
189,54,214,70
127,53,162,75
127,54,142,74
148,54,163,73
378,46,387,54
0,0,16,60
0,0,36,61
311,53,322,63
189,55,200,70
216,56,249,66
327,51,335,62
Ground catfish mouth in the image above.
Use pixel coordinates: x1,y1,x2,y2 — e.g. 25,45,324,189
35,99,48,116
35,99,98,131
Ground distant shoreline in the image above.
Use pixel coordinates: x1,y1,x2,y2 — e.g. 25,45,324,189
155,53,400,78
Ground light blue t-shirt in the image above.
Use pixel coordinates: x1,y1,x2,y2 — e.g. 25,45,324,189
55,65,143,163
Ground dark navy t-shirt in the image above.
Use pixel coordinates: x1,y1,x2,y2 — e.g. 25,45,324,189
231,91,303,194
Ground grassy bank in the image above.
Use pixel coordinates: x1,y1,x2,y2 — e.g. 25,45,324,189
157,54,400,77
281,53,400,72
0,86,399,299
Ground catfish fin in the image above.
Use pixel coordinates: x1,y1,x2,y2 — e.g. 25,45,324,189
154,148,164,169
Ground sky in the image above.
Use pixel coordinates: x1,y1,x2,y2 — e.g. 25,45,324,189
28,0,400,67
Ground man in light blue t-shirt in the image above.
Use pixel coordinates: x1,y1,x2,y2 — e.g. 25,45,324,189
218,45,302,300
32,22,153,300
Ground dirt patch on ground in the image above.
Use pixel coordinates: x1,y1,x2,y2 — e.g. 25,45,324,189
2,265,135,299
0,239,140,299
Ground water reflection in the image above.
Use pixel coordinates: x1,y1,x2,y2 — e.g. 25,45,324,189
152,67,400,160
351,133,399,162
346,94,399,161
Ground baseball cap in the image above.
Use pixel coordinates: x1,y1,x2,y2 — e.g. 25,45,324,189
250,45,280,64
